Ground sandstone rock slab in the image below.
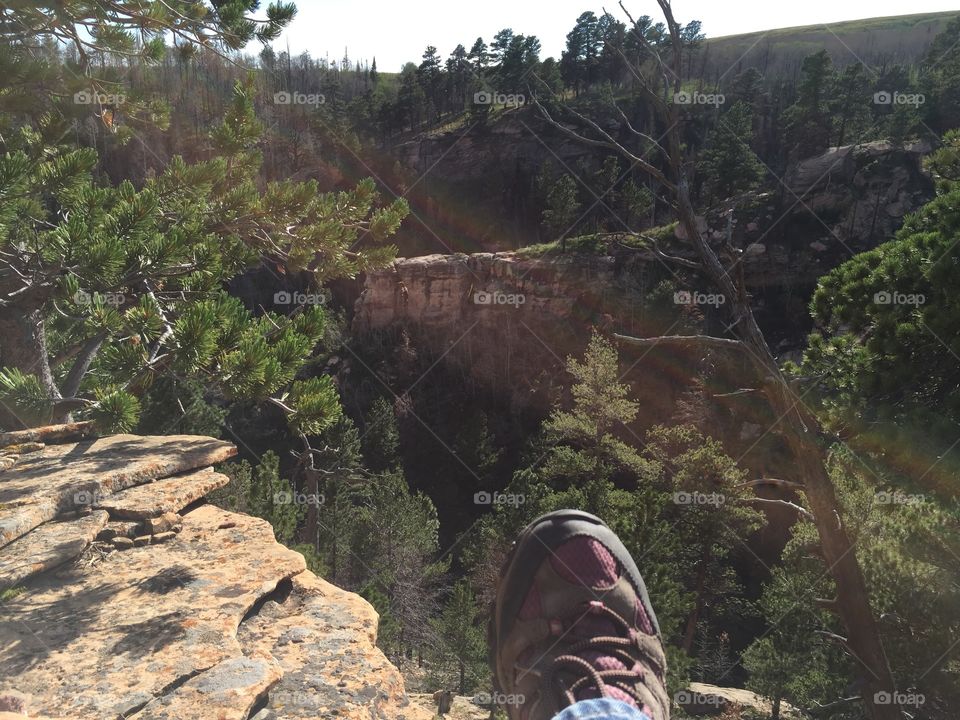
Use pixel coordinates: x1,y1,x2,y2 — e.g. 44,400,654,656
130,657,282,720
97,469,229,520
0,435,236,548
238,571,431,720
0,505,305,719
0,511,108,591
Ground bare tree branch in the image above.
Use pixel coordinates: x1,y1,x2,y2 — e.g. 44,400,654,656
61,330,108,400
737,478,806,490
614,333,746,352
737,496,814,521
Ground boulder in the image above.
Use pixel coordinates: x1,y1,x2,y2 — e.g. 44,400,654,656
678,683,802,717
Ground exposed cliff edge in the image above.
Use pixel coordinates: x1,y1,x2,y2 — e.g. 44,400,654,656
391,107,933,257
0,423,428,720
351,140,933,421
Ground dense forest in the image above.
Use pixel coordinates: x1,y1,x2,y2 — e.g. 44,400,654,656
0,2,959,719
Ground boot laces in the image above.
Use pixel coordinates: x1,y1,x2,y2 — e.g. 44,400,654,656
545,601,657,711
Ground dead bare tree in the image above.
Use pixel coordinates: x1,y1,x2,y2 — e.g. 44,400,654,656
531,2,899,718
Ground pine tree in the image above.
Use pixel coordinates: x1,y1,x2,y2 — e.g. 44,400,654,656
467,38,490,75
330,471,445,662
700,100,765,203
798,136,960,484
541,174,581,247
744,450,960,716
428,579,487,695
644,425,764,654
0,77,407,432
0,0,296,127
362,396,401,472
782,50,835,158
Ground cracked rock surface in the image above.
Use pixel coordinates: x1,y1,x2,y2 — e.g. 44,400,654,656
0,434,236,547
0,510,108,591
0,429,425,720
96,468,229,519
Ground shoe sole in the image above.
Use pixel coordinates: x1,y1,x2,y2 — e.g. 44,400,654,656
488,509,662,706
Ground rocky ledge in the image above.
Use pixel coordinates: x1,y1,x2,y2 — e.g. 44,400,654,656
0,423,428,720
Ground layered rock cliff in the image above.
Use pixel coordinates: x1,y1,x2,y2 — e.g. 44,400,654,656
351,140,933,421
0,423,427,720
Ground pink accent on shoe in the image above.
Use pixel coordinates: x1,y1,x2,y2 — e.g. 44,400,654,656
519,582,542,620
549,538,619,588
582,650,626,671
634,598,655,635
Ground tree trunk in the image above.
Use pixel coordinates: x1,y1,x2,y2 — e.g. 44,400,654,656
0,307,59,430
674,177,899,720
304,469,319,557
682,548,710,654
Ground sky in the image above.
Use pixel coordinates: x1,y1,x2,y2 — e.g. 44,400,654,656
263,0,960,71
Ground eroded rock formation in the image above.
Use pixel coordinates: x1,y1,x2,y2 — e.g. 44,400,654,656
351,141,933,421
0,424,428,720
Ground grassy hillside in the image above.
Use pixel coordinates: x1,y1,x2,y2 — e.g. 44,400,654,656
698,11,958,82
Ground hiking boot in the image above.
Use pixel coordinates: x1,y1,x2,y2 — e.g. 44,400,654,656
490,510,670,720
